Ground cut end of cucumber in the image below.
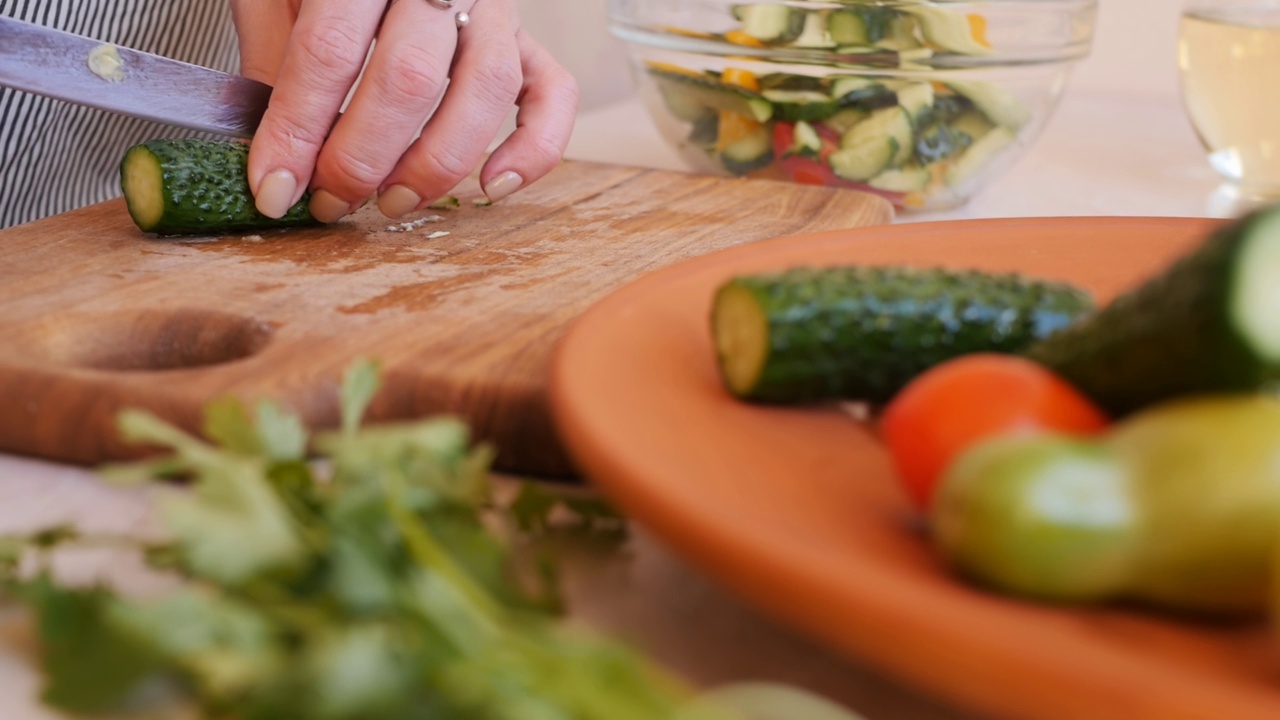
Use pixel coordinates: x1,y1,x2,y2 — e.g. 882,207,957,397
712,283,771,397
1231,207,1280,361
120,145,166,232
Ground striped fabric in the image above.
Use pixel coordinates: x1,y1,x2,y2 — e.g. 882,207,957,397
0,0,239,229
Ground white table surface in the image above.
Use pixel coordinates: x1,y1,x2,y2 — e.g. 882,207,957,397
0,71,1248,720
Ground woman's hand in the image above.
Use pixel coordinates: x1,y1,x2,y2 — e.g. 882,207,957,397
231,0,578,222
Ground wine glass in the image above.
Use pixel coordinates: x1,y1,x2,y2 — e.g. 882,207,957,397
1178,0,1280,208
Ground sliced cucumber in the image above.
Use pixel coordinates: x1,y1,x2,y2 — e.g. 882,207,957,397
831,76,877,99
762,89,840,122
831,77,896,110
831,106,913,180
711,266,1094,404
821,108,869,136
931,93,975,123
758,73,828,92
648,66,773,123
733,4,804,44
904,6,993,56
895,82,935,125
828,6,894,46
914,123,972,165
829,139,896,182
948,79,1032,130
949,109,996,140
869,166,931,192
945,126,1015,188
789,9,836,49
687,110,720,150
873,14,924,52
788,120,823,158
120,139,317,236
1025,206,1280,414
720,125,774,175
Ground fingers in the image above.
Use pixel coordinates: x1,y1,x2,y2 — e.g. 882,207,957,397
244,0,578,223
478,31,578,203
376,0,523,218
310,0,471,221
230,1,295,85
246,0,385,219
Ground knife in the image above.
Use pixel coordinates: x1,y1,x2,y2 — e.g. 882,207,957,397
0,16,271,138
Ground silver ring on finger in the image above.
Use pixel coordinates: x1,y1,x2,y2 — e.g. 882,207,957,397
425,0,456,8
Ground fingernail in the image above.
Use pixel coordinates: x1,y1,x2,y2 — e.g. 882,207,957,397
483,171,523,203
256,169,297,219
378,184,422,219
309,189,353,224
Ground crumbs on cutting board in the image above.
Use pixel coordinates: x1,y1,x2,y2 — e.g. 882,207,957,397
385,215,444,233
426,231,450,239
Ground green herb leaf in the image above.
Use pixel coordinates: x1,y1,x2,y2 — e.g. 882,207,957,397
107,588,280,699
20,577,163,714
427,195,461,209
254,401,308,462
510,485,629,540
3,361,733,720
158,452,305,585
341,358,382,436
203,395,262,455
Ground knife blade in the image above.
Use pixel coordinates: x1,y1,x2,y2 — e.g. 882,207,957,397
0,16,271,138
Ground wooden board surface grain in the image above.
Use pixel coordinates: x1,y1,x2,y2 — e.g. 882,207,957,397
0,159,893,477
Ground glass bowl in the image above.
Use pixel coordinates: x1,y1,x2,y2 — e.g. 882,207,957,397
609,0,1097,212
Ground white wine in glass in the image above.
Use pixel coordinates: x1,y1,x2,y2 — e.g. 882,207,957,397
1179,0,1280,197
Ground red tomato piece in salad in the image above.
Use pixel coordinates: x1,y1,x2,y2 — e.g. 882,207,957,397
771,121,907,205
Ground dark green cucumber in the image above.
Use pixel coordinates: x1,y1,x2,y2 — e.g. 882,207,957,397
757,73,829,93
720,125,774,175
914,123,972,164
712,266,1094,404
1025,207,1280,415
761,89,840,122
827,5,895,46
687,110,721,150
120,138,317,235
648,66,773,123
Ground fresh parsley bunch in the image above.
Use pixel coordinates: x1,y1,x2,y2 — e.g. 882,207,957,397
0,361,720,720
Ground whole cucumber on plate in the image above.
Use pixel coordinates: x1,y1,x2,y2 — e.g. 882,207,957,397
120,138,318,235
711,266,1093,404
1025,205,1280,415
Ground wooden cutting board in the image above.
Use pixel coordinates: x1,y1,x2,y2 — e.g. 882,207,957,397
0,160,892,477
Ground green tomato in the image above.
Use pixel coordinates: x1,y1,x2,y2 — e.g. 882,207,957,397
931,434,1137,603
1110,395,1280,615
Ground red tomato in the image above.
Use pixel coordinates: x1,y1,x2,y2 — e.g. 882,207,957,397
879,353,1110,511
771,120,797,158
779,155,841,186
770,121,908,204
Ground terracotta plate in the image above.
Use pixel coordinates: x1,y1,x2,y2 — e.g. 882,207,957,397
548,217,1280,720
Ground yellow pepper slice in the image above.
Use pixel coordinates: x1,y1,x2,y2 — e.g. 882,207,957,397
716,111,763,152
720,67,761,92
967,14,992,49
724,30,767,48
